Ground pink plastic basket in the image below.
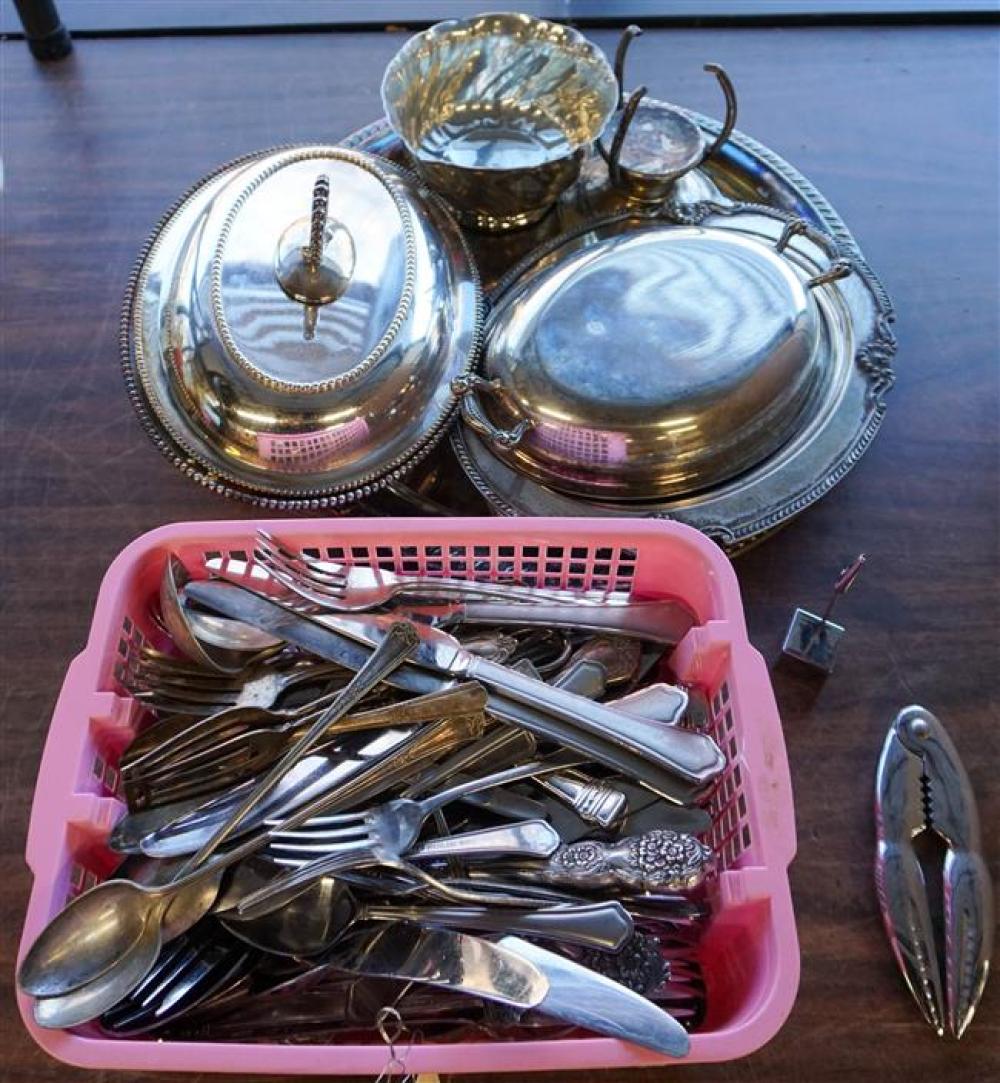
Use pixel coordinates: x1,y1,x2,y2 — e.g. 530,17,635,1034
18,517,798,1074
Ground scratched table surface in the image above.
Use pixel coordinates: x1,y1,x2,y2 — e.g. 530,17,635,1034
1,21,998,1083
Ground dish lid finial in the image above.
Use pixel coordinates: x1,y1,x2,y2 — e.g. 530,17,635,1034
275,171,356,310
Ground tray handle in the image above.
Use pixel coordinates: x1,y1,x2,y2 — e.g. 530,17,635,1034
775,218,853,290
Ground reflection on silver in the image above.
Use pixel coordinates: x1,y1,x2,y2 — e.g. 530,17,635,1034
599,25,739,205
328,921,548,1009
876,707,993,1039
274,173,356,309
381,12,617,232
457,214,829,501
417,103,573,172
123,145,481,506
448,201,894,549
255,417,371,474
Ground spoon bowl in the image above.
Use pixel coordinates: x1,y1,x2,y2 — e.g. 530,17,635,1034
19,880,158,997
220,871,351,957
19,863,226,998
179,591,283,652
32,933,165,1029
160,555,255,674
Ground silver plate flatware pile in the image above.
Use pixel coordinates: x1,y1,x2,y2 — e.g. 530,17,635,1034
17,530,731,1057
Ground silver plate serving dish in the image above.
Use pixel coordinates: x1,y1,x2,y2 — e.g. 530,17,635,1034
342,113,895,551
452,207,853,503
121,144,481,509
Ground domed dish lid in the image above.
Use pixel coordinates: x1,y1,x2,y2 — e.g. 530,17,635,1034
456,211,850,501
125,145,481,506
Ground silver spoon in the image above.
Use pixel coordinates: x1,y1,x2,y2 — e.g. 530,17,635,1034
179,590,282,652
114,854,222,941
160,555,254,674
33,939,165,1029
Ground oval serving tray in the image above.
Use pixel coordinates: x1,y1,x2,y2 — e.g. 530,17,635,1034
343,110,897,551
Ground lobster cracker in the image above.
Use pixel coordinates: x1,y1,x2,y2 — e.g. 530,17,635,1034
875,706,994,1038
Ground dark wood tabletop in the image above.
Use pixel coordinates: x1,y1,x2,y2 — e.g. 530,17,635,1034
2,21,998,1083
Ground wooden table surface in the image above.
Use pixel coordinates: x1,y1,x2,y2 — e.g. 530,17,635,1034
2,22,998,1083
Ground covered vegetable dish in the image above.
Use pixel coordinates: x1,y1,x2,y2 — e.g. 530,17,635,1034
453,208,851,502
123,145,482,507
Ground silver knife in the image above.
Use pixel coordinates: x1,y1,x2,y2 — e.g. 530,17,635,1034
329,923,689,1057
186,581,723,789
409,598,696,646
299,610,716,784
500,935,690,1058
327,922,549,1009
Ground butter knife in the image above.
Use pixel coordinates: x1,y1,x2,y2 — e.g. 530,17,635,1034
329,923,689,1057
327,922,548,1009
409,597,696,645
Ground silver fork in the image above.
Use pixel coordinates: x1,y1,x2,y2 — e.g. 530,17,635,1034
254,530,610,610
254,539,695,646
235,759,571,919
126,656,352,716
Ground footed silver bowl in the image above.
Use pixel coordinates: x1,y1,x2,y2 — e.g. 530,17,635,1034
381,12,618,232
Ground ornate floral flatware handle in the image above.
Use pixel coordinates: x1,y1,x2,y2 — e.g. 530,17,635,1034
541,828,713,892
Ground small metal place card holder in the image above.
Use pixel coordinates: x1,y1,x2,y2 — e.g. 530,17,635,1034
782,555,866,673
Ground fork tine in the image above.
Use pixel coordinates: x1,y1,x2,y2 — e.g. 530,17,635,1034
136,942,206,1011
129,683,240,707
293,553,351,583
122,722,255,776
134,653,247,679
254,534,327,577
266,547,350,590
134,648,235,679
267,836,373,862
133,685,241,706
134,674,245,697
138,641,288,680
126,752,272,809
103,942,213,1030
125,738,255,784
254,545,347,599
254,536,351,591
255,531,349,586
268,809,369,828
271,856,311,868
121,714,206,769
129,662,245,690
127,736,259,786
128,769,251,811
255,529,304,565
254,554,349,609
125,704,281,763
124,939,194,1004
126,680,340,771
132,695,240,720
268,821,373,844
132,663,246,687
